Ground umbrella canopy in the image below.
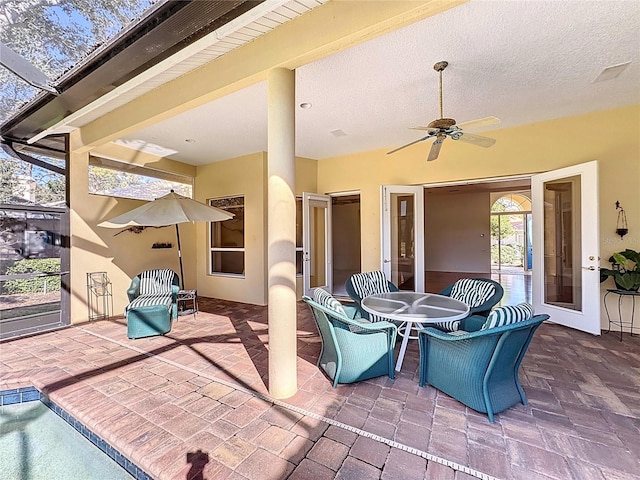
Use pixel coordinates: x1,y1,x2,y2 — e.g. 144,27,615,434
98,190,233,288
97,190,232,227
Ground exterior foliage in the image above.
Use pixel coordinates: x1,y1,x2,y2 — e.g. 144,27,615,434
491,244,523,266
4,258,61,294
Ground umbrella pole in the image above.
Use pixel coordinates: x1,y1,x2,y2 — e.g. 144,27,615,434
175,224,184,289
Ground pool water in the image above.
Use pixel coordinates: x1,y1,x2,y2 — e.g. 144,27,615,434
0,401,135,480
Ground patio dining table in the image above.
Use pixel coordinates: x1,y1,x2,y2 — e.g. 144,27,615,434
361,291,469,371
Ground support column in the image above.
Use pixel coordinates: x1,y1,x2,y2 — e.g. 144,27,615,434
267,67,297,399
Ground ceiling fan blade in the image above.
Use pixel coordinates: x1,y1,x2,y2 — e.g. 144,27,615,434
387,134,434,155
456,116,500,130
427,136,445,161
455,131,496,148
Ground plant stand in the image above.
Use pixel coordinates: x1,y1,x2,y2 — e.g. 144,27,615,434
604,289,639,341
87,272,113,321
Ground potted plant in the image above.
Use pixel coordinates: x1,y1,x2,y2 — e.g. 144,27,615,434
600,249,640,292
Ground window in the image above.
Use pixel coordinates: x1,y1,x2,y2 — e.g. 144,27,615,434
88,156,192,201
209,196,245,276
491,192,532,271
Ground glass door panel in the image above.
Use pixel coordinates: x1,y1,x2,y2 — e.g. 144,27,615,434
310,205,327,288
302,193,332,296
543,177,581,311
391,193,416,290
381,186,424,292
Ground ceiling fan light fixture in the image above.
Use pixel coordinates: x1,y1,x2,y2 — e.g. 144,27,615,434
428,118,456,129
387,59,498,161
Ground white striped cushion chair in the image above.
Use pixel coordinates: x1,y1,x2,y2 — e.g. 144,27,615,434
436,278,504,332
312,288,367,332
482,303,534,330
345,271,399,323
139,269,177,295
312,288,347,316
126,269,180,319
450,278,496,308
440,278,504,319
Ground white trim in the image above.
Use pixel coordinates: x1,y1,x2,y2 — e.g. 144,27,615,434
422,174,534,189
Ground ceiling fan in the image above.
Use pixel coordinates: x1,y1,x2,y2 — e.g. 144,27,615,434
387,61,499,161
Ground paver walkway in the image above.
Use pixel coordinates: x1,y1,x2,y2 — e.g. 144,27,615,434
1,297,639,480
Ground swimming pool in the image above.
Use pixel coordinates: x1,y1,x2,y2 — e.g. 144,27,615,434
0,387,151,480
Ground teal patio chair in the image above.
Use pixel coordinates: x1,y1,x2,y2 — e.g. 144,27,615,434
303,289,397,387
418,304,548,422
125,269,180,339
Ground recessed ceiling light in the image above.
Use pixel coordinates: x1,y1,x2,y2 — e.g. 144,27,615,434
592,61,631,83
299,102,312,109
185,138,196,143
330,129,347,137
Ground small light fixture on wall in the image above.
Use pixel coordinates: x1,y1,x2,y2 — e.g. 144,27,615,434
615,201,628,238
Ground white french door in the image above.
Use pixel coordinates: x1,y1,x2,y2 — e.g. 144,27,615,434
531,160,600,334
381,185,424,292
302,192,332,297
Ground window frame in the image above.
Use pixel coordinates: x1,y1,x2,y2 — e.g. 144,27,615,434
208,195,245,278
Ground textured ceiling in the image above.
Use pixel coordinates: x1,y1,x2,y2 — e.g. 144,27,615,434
118,0,640,165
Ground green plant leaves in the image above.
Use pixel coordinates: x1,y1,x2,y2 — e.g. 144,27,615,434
601,249,640,291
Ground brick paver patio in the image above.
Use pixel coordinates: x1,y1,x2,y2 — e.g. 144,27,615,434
1,297,639,479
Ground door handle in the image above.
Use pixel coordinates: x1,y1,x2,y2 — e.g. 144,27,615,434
582,266,596,271
383,259,390,263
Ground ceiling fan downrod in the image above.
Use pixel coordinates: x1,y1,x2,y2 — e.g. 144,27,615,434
434,61,448,120
427,61,455,129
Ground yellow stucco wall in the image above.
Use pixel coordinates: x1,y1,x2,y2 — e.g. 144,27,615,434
317,105,640,273
68,138,196,323
194,152,267,305
194,154,317,305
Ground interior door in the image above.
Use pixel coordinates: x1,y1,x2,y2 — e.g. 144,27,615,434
302,193,332,297
531,160,600,334
381,185,424,292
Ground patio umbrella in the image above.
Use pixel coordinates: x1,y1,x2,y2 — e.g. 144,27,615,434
98,190,233,288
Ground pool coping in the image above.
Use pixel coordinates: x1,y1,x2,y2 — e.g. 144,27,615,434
1,386,153,480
